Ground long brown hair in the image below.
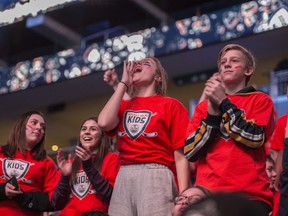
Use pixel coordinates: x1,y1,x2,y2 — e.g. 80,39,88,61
71,117,113,184
2,110,47,160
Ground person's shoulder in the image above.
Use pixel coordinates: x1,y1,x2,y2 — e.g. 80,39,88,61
163,96,185,105
43,155,57,166
105,151,118,157
250,88,272,98
276,113,288,125
120,98,131,105
103,152,119,170
241,86,271,98
197,99,208,106
278,113,288,121
250,90,274,102
104,152,119,161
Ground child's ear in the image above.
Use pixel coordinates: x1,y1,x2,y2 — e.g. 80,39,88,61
244,67,254,76
155,75,162,81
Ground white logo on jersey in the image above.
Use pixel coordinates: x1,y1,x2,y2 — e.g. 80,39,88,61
0,158,34,183
118,110,157,140
71,170,95,200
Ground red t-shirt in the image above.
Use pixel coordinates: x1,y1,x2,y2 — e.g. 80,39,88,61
57,152,119,215
114,95,189,170
0,149,57,216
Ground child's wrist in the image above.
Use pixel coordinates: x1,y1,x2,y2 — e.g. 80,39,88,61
120,81,128,90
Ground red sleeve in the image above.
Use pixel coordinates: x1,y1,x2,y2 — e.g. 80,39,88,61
101,152,120,186
269,114,287,151
105,100,127,137
186,101,207,136
42,157,58,199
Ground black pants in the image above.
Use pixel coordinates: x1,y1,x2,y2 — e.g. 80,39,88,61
251,200,271,216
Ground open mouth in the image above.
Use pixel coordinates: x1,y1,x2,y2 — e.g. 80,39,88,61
134,65,142,73
83,137,92,141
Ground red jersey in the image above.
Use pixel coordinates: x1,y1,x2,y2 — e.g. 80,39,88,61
0,149,57,216
185,87,275,208
57,152,119,215
268,114,287,216
269,114,288,151
272,191,280,216
114,95,189,170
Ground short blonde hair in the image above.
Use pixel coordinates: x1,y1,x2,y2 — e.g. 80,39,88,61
217,44,256,85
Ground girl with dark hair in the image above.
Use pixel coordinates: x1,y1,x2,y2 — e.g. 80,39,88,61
52,117,119,215
0,110,58,215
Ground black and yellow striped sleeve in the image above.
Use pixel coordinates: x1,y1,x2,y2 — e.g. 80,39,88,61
185,114,222,162
219,98,266,148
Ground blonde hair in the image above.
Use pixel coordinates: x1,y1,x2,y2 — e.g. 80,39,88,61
217,44,256,85
151,57,168,95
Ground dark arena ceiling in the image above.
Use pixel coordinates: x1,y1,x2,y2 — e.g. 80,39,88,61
0,0,248,66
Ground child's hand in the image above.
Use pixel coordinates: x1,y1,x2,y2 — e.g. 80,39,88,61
57,149,73,176
103,69,119,90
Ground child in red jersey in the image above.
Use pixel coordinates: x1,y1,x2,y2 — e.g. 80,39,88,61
185,44,275,216
267,113,288,216
272,87,288,216
266,153,280,216
51,117,119,215
266,155,277,191
279,115,288,216
98,57,191,216
266,153,279,216
0,111,58,216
